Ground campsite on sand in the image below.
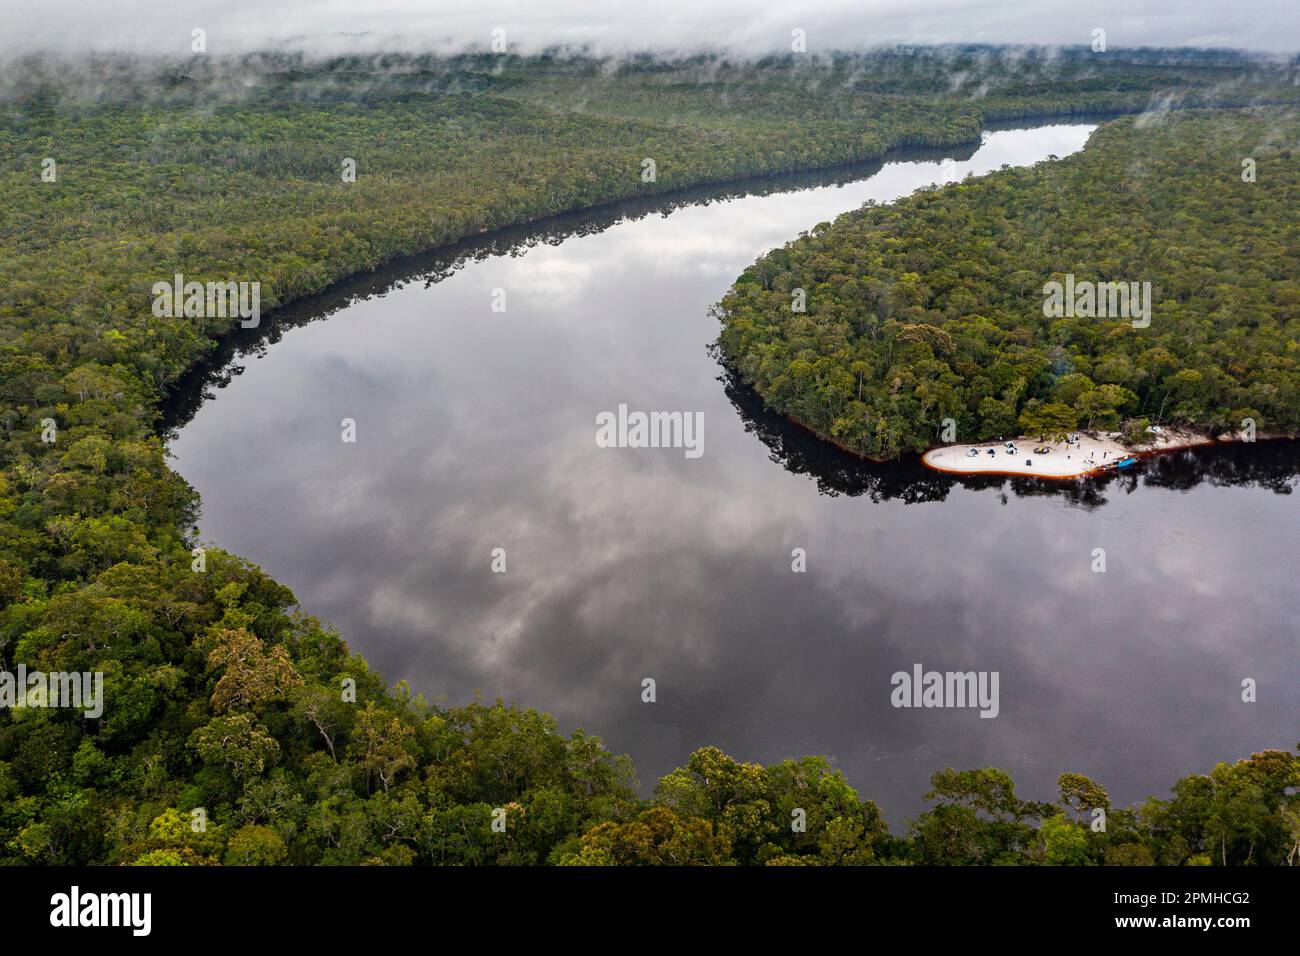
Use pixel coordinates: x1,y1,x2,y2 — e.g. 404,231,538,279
921,428,1219,479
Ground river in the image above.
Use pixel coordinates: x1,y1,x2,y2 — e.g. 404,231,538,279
166,124,1299,822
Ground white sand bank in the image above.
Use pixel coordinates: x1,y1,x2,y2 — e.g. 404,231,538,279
921,428,1216,479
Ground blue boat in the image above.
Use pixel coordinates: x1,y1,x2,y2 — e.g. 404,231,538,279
1115,457,1138,469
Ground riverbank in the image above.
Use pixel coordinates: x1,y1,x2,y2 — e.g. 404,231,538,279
921,427,1226,478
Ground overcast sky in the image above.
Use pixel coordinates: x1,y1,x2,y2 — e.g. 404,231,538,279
6,1,1299,55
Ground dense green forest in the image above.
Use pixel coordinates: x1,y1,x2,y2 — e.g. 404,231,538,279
0,51,1297,865
716,108,1300,459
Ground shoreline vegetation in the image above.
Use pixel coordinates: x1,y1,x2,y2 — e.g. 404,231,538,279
748,393,1285,479
2,50,1299,865
750,381,1294,480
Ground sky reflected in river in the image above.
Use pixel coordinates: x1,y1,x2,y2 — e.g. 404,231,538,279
170,124,1299,821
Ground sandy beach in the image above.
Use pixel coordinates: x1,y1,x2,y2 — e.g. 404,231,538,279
921,428,1219,479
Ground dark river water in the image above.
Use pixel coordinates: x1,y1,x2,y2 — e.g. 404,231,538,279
166,125,1299,823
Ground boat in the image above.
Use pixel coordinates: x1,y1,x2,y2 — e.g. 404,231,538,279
1114,457,1137,469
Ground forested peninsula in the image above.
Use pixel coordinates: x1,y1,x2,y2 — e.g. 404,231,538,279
716,108,1300,460
1,51,1298,865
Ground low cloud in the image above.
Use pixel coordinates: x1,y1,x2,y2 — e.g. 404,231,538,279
7,0,1300,56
